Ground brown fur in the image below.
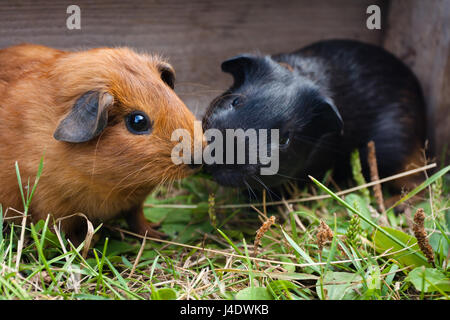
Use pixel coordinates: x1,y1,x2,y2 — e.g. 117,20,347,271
0,44,202,242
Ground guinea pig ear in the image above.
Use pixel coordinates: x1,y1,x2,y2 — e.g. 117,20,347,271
313,98,344,135
221,54,260,87
158,63,175,89
53,91,114,143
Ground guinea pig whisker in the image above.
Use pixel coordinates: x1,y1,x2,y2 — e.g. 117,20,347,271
122,162,180,203
100,159,164,209
274,172,306,182
250,175,279,202
243,179,258,201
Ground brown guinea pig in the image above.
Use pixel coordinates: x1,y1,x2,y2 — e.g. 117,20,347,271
0,44,202,243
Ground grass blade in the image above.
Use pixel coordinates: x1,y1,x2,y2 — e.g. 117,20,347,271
216,228,243,256
388,165,450,211
282,229,320,273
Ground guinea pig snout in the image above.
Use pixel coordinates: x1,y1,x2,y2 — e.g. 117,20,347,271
205,162,258,188
171,118,206,171
211,168,245,187
188,159,203,170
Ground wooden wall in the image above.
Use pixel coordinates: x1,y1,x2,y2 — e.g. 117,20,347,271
0,0,385,117
383,0,450,165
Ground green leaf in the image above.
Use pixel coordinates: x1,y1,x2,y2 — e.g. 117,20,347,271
278,256,296,273
235,287,272,300
162,221,213,243
316,271,363,300
373,227,430,268
143,194,194,223
151,288,177,300
406,267,450,293
96,239,137,256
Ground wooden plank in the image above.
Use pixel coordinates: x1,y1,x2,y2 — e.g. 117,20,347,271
0,0,384,117
383,0,450,165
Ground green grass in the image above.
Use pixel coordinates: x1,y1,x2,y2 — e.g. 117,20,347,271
0,157,449,300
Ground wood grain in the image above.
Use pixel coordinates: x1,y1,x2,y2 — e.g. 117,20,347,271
0,0,384,117
383,0,450,165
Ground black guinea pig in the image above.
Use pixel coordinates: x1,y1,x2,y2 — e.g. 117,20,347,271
202,39,427,193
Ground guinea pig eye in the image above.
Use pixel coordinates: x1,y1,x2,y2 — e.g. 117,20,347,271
279,131,291,148
230,97,242,108
125,111,152,135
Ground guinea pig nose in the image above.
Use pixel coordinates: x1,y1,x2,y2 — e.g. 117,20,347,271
189,154,203,170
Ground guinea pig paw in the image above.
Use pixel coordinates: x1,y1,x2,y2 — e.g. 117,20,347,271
138,222,169,240
146,220,163,229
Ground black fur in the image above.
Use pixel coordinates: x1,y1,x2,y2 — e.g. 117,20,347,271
202,39,426,192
